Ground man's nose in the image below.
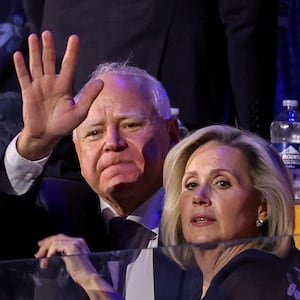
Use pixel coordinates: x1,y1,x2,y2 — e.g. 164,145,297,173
103,128,127,151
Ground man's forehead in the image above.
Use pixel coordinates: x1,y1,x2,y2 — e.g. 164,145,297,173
89,81,156,116
91,94,155,113
79,107,157,129
99,72,144,88
98,110,152,120
95,74,153,103
81,73,159,124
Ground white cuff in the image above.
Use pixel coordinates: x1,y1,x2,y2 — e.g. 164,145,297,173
4,133,50,194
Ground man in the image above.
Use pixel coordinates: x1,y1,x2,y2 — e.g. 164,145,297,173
0,31,200,299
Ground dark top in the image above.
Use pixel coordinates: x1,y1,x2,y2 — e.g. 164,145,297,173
203,249,290,300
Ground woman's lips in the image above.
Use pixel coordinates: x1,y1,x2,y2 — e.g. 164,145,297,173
191,214,214,225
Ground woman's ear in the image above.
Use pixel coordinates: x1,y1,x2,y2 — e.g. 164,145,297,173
257,198,268,221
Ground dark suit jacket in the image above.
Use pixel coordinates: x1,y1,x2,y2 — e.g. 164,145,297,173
23,0,279,139
0,176,109,260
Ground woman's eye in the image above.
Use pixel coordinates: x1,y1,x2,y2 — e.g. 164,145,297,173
185,182,198,190
127,122,139,127
216,180,231,188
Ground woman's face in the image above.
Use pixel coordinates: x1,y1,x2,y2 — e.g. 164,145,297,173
179,141,265,246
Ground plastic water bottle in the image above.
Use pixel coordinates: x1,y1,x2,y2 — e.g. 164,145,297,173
171,107,189,139
270,99,300,202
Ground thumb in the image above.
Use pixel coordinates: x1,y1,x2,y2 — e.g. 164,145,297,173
74,79,104,118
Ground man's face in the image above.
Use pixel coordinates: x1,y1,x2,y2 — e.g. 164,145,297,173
74,73,178,215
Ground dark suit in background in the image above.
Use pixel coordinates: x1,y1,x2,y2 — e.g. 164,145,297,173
0,0,27,152
0,0,82,180
23,0,279,139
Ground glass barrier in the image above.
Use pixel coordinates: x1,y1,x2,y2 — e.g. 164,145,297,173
1,235,300,300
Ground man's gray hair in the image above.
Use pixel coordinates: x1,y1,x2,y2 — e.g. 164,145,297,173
74,61,172,120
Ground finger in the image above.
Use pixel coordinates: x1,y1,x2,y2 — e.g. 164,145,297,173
36,241,60,269
35,234,66,258
57,238,88,256
28,33,43,79
37,233,67,247
35,241,53,258
13,51,31,90
39,257,50,269
36,240,65,269
46,241,65,257
74,79,103,120
42,30,56,74
60,34,80,82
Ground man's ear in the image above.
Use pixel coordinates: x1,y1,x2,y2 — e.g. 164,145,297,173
167,116,180,147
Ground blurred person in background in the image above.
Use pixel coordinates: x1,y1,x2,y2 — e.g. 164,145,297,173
22,0,279,139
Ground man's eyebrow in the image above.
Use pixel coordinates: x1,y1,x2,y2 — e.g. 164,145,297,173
80,113,148,129
79,122,103,132
117,112,147,119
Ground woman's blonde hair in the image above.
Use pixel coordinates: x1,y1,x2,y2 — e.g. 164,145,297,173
160,124,295,268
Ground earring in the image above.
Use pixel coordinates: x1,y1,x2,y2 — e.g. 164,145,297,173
256,219,264,227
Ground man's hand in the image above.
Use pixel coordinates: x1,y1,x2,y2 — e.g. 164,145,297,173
13,31,103,160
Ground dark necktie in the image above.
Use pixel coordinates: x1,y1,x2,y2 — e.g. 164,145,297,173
109,216,155,250
108,217,156,296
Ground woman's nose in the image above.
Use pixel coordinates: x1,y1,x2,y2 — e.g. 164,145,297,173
192,185,211,206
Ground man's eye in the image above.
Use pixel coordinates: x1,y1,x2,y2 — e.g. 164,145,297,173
88,130,99,136
123,122,142,129
86,130,104,139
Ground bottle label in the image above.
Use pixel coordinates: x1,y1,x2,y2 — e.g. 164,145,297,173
272,142,300,169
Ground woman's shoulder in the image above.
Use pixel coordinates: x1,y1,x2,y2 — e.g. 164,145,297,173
205,249,289,300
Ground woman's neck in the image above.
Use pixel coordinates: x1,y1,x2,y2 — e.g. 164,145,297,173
194,242,254,299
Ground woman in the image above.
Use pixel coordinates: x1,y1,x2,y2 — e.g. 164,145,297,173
161,124,295,299
35,125,295,299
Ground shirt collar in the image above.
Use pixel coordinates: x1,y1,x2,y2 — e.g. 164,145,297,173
100,187,164,233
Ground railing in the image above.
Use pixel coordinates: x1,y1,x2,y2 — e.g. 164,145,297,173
1,235,300,300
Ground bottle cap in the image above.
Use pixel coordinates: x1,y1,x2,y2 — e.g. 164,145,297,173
171,107,180,116
283,99,298,107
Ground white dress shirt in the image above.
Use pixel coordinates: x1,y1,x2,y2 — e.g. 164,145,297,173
4,134,48,194
101,190,163,300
